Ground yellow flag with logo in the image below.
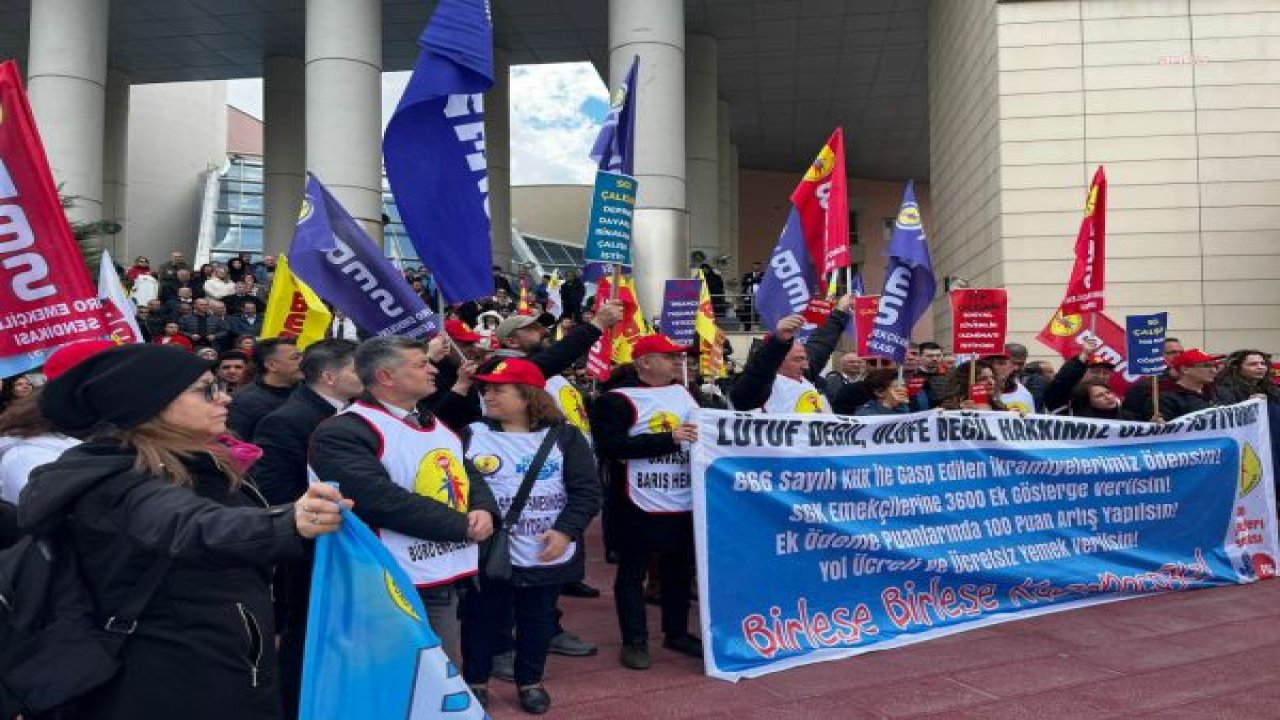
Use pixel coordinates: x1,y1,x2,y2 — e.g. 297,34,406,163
696,270,727,378
260,254,333,349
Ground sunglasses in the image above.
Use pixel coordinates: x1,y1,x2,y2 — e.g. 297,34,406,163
191,379,230,402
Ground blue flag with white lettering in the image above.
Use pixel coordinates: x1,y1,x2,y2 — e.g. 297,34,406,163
754,209,819,335
384,0,494,304
867,181,935,363
289,174,439,339
300,509,488,720
584,56,639,282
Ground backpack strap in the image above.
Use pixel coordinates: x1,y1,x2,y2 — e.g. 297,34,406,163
99,553,171,648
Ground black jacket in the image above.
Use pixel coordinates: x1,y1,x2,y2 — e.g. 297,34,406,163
729,309,848,411
308,399,500,550
0,499,17,549
1044,357,1089,413
251,385,340,506
19,443,303,720
1159,379,1219,420
591,379,699,553
459,420,600,587
228,379,295,440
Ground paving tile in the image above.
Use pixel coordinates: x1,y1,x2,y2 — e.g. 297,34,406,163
949,654,1123,698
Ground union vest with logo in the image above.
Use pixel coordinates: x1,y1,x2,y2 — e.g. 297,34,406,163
1000,381,1036,414
335,402,477,587
466,423,577,568
546,374,592,445
611,385,699,513
764,374,831,414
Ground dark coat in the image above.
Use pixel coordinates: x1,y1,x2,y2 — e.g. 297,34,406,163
251,385,339,506
227,314,265,340
177,312,231,349
228,380,295,440
591,379,700,553
458,420,600,587
307,399,500,559
1158,379,1219,420
19,443,303,720
0,499,17,549
729,308,848,411
1044,357,1089,413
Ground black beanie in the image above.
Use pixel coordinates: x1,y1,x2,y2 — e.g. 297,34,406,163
40,344,214,434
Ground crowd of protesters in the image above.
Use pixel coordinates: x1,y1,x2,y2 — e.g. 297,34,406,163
1,252,1278,719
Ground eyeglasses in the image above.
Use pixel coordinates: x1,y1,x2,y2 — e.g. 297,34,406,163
191,379,230,402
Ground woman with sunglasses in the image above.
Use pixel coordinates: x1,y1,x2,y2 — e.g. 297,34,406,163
17,345,351,720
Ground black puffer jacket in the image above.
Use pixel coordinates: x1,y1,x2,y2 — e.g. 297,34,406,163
1158,379,1219,421
19,443,304,720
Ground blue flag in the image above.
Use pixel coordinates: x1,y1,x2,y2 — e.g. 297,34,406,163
590,55,638,175
867,181,935,363
384,0,494,304
289,174,440,339
300,509,488,720
584,56,639,281
754,208,820,336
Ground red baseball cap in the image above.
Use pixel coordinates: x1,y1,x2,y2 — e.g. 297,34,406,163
445,319,482,344
43,339,119,380
1085,354,1117,368
632,334,692,358
1170,348,1221,370
473,358,546,388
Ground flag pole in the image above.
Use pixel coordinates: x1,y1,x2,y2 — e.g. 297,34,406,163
1151,375,1160,421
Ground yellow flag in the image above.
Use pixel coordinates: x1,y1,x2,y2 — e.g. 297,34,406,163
260,254,333,349
696,270,726,378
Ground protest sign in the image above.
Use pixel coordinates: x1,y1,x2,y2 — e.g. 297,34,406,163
692,401,1278,680
660,279,700,347
951,289,1008,356
853,295,880,357
1125,313,1167,377
583,170,636,269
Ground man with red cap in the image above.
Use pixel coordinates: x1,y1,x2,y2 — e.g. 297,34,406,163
1159,348,1223,420
590,333,704,670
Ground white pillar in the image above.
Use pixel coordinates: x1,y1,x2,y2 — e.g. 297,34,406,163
716,99,733,278
487,49,514,274
27,0,110,223
102,69,129,255
685,34,718,274
263,55,307,259
729,141,740,264
609,0,686,315
305,0,382,243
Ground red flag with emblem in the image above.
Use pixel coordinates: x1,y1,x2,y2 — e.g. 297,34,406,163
791,128,849,276
1059,167,1107,315
585,273,648,380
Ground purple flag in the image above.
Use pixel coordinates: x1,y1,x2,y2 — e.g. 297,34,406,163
754,209,819,335
289,174,439,339
867,181,935,363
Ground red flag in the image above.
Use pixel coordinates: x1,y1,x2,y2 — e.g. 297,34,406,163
1036,307,1135,395
585,274,649,381
0,61,109,357
517,276,533,316
792,128,849,276
951,288,1008,356
1059,167,1107,315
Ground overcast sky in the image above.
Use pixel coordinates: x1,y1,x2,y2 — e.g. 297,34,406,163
226,61,609,186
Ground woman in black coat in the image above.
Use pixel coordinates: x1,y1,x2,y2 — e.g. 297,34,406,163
1069,381,1142,421
18,345,351,720
458,359,601,715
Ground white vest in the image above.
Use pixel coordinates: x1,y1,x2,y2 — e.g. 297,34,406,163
764,375,831,414
1001,381,1036,414
545,375,592,444
465,423,576,568
336,402,477,587
611,385,699,513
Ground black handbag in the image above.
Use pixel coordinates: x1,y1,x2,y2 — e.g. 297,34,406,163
481,424,563,583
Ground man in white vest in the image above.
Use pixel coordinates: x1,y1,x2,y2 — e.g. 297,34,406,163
985,350,1036,415
729,294,854,414
309,336,500,665
591,333,704,671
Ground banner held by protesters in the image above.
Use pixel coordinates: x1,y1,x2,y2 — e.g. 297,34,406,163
692,401,1278,681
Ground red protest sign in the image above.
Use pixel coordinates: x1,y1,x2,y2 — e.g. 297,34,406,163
1059,167,1107,315
0,61,108,357
951,288,1008,356
853,295,881,357
802,297,834,327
